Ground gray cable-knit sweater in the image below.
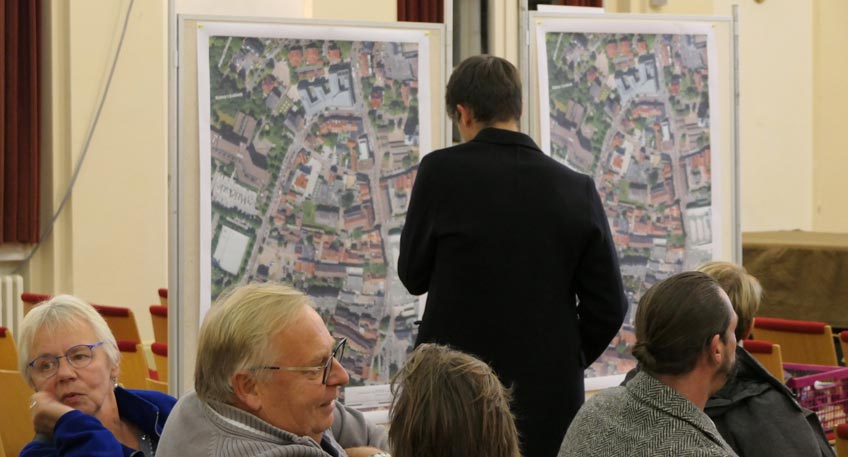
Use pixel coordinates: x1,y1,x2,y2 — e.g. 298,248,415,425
157,391,387,457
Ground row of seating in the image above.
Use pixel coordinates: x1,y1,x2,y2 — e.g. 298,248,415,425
753,316,842,366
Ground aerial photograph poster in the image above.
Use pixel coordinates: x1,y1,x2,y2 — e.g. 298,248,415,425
536,19,722,385
196,21,432,410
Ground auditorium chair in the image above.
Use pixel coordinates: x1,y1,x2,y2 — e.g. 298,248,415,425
158,288,168,306
94,304,142,343
21,294,142,344
150,305,168,344
146,377,169,394
151,341,168,383
117,341,150,390
0,369,34,457
0,327,18,371
837,423,848,457
742,339,784,382
752,317,839,366
20,292,50,315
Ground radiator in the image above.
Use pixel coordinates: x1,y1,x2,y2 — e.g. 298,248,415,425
0,274,24,339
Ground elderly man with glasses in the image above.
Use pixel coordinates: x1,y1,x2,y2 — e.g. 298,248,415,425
158,283,389,457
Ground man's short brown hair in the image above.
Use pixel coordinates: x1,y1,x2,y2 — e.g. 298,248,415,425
445,55,522,125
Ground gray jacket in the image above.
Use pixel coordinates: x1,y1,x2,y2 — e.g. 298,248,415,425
560,371,737,457
157,391,387,457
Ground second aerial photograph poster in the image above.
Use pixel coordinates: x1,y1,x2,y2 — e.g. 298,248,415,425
535,18,722,382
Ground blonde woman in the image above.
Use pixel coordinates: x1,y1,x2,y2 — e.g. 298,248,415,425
698,261,833,457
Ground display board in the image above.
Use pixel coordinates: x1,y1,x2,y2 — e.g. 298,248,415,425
172,16,447,405
526,12,738,389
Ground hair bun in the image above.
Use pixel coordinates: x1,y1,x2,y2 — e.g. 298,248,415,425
631,342,657,370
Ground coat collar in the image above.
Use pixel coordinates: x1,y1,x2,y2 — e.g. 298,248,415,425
115,386,166,436
470,127,544,153
706,346,800,412
628,371,732,450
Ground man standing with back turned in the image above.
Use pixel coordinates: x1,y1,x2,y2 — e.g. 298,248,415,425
398,55,628,457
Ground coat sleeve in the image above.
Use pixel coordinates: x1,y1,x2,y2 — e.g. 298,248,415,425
397,156,438,295
330,401,389,451
20,410,125,457
574,177,628,367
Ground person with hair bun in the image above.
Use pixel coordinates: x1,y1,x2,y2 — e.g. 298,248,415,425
560,271,738,456
389,344,521,457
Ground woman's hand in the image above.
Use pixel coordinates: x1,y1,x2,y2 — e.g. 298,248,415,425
29,391,75,437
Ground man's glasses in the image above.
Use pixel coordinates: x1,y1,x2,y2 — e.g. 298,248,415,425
258,337,347,385
27,342,105,381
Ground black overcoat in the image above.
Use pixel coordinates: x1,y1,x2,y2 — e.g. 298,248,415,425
398,127,628,457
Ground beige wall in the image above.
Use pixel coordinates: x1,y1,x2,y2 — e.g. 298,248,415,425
29,0,399,345
812,1,848,231
636,0,848,234
28,0,847,343
69,0,169,340
175,0,304,17
312,0,396,21
608,0,817,232
175,0,394,21
28,0,169,343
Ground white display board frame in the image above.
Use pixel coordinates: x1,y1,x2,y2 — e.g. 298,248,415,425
523,11,740,391
169,15,448,400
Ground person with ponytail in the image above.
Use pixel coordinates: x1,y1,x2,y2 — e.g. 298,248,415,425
560,272,738,457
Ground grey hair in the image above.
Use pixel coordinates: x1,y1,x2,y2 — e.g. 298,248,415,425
195,282,310,403
17,294,120,388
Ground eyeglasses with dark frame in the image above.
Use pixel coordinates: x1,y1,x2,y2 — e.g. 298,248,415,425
257,337,347,385
27,342,106,381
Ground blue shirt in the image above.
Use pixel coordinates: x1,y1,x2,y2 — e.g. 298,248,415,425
21,386,175,457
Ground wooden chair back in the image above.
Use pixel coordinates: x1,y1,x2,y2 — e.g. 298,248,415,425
94,305,141,343
146,377,169,394
20,295,141,344
158,288,168,307
149,305,168,344
742,339,785,382
151,342,168,383
837,423,848,457
0,369,35,457
116,341,149,390
20,292,50,316
752,317,839,366
0,327,18,371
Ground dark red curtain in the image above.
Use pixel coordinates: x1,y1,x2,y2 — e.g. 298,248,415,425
1,0,41,244
397,0,443,23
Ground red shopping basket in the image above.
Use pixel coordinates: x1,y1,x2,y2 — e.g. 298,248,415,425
784,362,848,437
